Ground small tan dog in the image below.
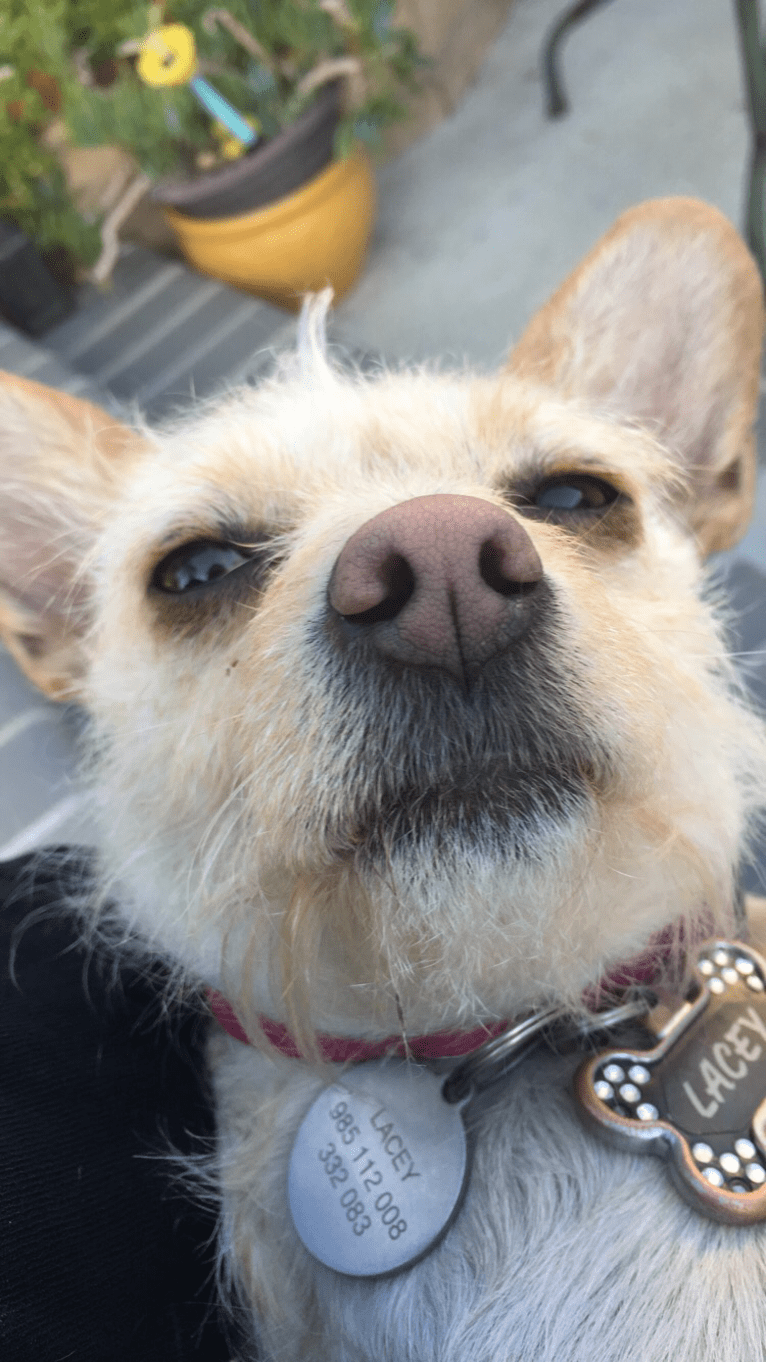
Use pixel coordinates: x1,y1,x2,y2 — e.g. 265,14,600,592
2,198,766,1360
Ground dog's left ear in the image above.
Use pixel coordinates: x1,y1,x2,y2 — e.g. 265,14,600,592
507,197,765,555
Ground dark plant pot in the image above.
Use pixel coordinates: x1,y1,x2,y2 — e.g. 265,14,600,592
0,222,74,336
151,81,341,221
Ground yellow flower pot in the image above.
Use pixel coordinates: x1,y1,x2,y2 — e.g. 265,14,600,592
162,149,376,312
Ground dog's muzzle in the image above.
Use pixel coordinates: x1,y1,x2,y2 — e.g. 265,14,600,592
315,491,602,859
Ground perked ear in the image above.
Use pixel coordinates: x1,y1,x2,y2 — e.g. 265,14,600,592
0,373,145,699
507,198,765,555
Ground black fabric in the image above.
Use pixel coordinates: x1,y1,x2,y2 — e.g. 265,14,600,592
0,847,235,1361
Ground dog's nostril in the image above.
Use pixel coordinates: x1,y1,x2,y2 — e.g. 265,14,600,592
340,553,415,624
479,538,539,597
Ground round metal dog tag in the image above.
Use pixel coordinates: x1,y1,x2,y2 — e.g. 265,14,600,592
288,1060,470,1277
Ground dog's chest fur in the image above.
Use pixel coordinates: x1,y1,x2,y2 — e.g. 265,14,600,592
212,1036,766,1362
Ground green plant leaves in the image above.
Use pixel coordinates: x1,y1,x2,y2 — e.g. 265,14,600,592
0,0,424,267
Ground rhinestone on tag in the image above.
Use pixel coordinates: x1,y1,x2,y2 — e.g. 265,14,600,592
619,1082,641,1104
692,1143,714,1164
636,1103,658,1121
288,1061,470,1277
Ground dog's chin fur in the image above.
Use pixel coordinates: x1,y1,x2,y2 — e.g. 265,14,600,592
84,637,755,1043
316,590,611,864
4,198,766,1360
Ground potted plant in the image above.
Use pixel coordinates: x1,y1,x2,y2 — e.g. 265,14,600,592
0,6,102,330
58,0,423,308
0,1,421,308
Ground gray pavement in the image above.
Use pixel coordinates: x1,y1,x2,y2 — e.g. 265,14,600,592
333,0,753,367
2,0,766,882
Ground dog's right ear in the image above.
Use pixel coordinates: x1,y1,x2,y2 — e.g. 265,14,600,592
0,373,144,699
507,198,765,555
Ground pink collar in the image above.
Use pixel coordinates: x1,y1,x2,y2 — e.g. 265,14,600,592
207,992,508,1061
207,921,691,1063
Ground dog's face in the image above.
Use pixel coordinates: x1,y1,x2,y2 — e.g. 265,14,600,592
1,199,765,1044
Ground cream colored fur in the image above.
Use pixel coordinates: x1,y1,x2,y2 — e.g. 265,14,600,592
1,198,766,1360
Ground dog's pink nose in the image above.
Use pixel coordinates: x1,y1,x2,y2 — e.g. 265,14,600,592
328,494,544,676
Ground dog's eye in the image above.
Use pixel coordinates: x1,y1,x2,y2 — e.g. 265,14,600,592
151,540,254,594
506,474,624,520
532,475,620,512
504,471,638,549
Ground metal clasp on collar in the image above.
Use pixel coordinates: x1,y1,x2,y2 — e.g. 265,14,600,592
442,995,653,1104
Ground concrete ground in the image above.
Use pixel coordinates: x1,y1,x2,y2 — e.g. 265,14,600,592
333,0,752,367
2,0,766,878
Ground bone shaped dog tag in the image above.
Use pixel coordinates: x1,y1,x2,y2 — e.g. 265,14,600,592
576,940,766,1223
288,1060,470,1276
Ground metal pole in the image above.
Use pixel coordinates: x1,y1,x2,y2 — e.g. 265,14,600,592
542,0,615,118
733,0,766,280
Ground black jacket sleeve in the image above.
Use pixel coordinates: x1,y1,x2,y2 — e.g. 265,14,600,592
0,848,235,1362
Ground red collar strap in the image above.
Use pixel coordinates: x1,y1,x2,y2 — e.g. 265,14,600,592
207,993,508,1061
207,920,700,1063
